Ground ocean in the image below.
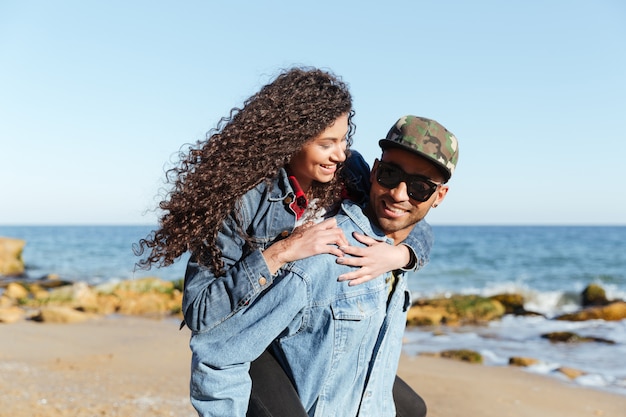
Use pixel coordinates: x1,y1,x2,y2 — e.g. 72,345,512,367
1,225,625,395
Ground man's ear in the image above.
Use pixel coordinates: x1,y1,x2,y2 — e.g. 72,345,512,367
432,185,449,208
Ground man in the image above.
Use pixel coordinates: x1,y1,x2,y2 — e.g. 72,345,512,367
189,115,459,416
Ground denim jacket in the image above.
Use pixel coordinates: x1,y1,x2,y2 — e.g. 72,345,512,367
189,200,434,416
182,151,430,333
183,166,297,332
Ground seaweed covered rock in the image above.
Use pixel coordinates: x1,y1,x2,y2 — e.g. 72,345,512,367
489,293,525,314
541,331,615,344
581,284,609,307
407,294,505,326
0,277,184,324
490,293,545,317
440,349,483,364
555,301,626,322
509,356,539,367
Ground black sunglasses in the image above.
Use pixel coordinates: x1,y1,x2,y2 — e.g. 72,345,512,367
375,161,441,202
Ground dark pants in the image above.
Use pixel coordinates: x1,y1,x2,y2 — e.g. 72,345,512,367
247,350,427,417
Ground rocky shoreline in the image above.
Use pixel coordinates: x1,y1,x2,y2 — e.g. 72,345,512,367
2,273,625,380
2,235,626,385
0,276,184,324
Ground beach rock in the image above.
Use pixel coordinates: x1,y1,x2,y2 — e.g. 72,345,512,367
509,356,540,367
40,283,82,304
93,293,121,315
541,331,615,344
439,349,483,364
556,366,586,379
0,294,15,308
112,276,175,293
108,277,182,317
0,306,25,323
29,282,114,315
581,284,609,306
28,284,54,301
117,292,170,316
489,293,525,314
555,301,626,322
4,282,29,301
72,282,98,308
406,304,446,326
407,295,505,326
489,293,545,317
0,237,26,277
31,306,93,323
35,274,74,288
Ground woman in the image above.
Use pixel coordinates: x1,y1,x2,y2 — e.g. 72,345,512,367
136,67,427,416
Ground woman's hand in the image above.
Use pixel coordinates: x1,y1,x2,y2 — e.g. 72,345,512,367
336,232,411,286
262,218,349,274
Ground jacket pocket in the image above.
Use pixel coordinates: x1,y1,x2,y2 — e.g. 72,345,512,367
330,289,383,321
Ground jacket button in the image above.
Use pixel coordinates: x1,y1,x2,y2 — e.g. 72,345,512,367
280,230,290,237
283,196,293,204
259,277,267,286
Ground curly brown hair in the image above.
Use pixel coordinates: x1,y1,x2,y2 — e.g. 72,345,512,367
135,67,355,274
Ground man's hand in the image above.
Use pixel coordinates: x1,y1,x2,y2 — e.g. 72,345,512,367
336,232,411,286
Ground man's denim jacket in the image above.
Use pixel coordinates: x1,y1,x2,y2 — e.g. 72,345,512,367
182,151,431,333
189,200,434,416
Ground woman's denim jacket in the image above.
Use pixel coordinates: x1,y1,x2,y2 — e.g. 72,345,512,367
182,150,431,333
189,201,433,416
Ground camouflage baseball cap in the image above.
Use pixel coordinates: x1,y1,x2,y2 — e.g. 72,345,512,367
379,115,459,182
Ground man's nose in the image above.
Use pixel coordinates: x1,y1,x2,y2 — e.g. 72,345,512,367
389,181,410,202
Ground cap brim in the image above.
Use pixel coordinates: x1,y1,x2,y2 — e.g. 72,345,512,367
378,139,451,182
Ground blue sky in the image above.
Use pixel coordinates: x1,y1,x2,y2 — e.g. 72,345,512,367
1,0,625,225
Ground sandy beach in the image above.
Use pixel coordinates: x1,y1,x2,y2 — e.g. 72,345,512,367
1,316,624,417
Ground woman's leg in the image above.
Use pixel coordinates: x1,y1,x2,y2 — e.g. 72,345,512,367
393,375,427,417
247,349,309,417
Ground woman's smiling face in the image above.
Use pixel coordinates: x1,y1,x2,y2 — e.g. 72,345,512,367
287,113,349,192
